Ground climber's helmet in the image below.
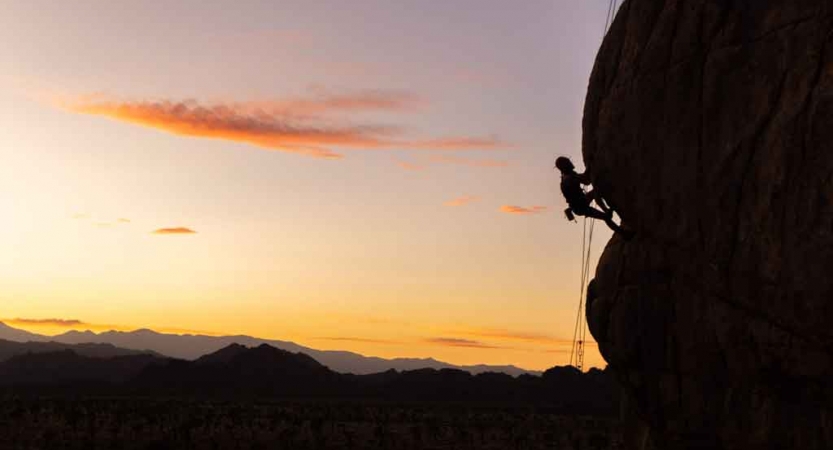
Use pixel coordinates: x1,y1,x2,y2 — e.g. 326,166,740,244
554,156,575,173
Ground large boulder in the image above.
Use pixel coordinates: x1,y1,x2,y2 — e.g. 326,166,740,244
583,1,833,448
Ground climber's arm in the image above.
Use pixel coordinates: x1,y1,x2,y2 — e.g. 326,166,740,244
577,171,592,185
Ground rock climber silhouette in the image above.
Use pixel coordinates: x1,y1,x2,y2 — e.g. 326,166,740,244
555,156,631,238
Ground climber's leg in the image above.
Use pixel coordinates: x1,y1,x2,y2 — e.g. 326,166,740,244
578,205,633,239
603,216,632,238
579,205,610,222
586,189,613,215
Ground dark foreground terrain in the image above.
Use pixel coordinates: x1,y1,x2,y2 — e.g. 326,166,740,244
0,398,622,450
0,341,623,448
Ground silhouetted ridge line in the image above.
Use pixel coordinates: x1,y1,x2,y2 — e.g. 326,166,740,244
0,343,620,415
0,322,539,376
0,350,166,385
0,339,162,361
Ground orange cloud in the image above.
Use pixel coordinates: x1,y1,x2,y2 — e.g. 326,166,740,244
62,93,508,159
243,90,425,116
152,227,197,235
444,195,480,207
2,318,213,335
458,328,571,344
2,318,128,333
5,318,86,327
500,205,548,215
424,337,503,349
117,218,131,223
454,328,596,349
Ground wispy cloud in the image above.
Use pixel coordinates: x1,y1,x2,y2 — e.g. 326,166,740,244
456,327,582,346
460,328,564,344
244,90,425,116
61,91,508,159
2,317,219,335
315,336,401,345
70,213,131,227
444,195,480,207
5,318,86,327
500,205,548,215
152,227,197,235
2,318,124,333
424,337,503,349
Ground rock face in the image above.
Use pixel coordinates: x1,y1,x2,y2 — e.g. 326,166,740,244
583,1,833,448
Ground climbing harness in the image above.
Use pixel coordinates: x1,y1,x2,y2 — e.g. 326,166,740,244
567,0,618,372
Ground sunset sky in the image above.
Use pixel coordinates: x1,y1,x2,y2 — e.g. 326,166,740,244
0,1,617,370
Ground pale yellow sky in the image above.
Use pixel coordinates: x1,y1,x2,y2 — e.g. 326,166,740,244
0,1,617,371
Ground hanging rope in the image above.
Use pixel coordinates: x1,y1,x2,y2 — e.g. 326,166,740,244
569,218,587,368
569,217,595,370
567,0,616,371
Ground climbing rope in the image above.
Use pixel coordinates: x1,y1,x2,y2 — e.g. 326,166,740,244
567,0,617,371
569,217,595,370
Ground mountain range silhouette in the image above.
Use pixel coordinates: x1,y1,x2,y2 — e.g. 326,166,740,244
0,321,537,376
0,339,619,415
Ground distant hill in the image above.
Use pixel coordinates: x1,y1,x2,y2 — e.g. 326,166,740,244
0,350,166,385
135,344,342,397
0,322,47,343
0,339,161,362
0,343,619,415
0,322,539,376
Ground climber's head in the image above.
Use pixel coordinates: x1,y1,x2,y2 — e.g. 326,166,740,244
555,156,575,173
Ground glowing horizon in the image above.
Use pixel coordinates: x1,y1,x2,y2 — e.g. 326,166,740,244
2,316,599,371
0,1,616,371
